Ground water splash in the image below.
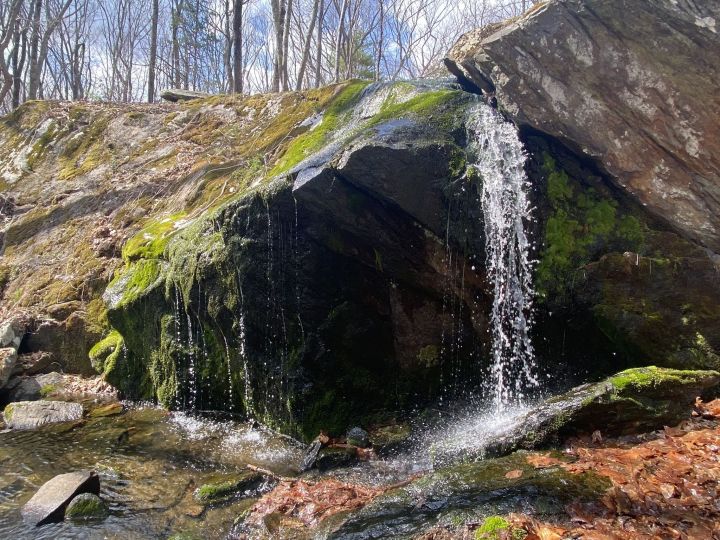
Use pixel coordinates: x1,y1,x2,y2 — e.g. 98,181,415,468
467,104,538,410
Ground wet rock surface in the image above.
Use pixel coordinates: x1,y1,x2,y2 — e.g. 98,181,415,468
446,0,720,251
477,367,720,460
3,400,84,430
21,470,100,526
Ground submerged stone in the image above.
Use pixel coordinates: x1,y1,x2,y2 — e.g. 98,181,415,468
65,492,108,521
21,470,101,526
194,471,271,505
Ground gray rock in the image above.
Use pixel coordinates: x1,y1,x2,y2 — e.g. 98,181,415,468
0,347,17,388
2,376,42,402
12,351,53,376
160,88,211,102
21,470,100,526
0,320,22,349
346,426,370,448
433,366,720,465
445,0,720,251
3,400,84,430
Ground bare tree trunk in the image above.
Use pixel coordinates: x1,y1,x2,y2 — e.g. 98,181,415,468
375,0,383,81
148,0,159,101
224,0,233,91
171,0,181,87
295,0,320,91
270,0,284,92
0,0,24,106
334,0,348,83
27,0,42,99
280,0,293,90
314,0,324,87
10,24,26,108
232,0,243,93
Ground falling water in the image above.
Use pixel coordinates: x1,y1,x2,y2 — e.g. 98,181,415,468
467,104,538,410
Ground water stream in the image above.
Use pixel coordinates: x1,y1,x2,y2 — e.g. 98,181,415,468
467,104,539,410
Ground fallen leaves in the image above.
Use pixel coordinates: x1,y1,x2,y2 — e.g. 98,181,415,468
504,469,523,479
515,399,720,539
243,477,383,528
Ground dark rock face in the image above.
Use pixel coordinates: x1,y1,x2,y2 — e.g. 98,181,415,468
446,0,720,252
105,83,490,439
21,470,100,526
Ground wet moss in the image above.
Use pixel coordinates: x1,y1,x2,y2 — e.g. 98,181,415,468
535,153,646,299
89,330,124,374
269,80,370,175
608,365,716,392
475,516,510,540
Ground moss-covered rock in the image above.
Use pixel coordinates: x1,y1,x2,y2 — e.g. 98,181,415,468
102,81,485,439
65,492,108,521
193,471,269,505
476,367,720,460
330,451,610,538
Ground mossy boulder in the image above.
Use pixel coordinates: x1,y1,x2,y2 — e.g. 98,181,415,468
102,81,488,439
329,451,610,539
476,367,720,460
194,471,270,505
65,492,108,521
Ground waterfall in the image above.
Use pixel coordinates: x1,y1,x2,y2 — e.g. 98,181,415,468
467,104,538,411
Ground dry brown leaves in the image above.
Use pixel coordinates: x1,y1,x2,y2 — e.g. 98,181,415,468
244,477,383,528
516,399,720,539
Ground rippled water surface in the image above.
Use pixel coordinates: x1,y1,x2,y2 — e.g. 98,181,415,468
0,403,303,539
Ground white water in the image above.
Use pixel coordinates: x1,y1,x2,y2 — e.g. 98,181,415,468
468,104,538,410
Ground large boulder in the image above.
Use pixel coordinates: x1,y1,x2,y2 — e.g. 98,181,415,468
445,0,720,252
451,367,720,462
3,400,84,430
21,470,100,526
103,81,488,439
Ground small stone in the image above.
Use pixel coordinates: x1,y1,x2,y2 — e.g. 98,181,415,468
88,402,124,418
65,492,107,521
346,426,370,448
22,470,100,525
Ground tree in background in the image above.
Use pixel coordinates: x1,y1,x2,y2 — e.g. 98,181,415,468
0,0,539,112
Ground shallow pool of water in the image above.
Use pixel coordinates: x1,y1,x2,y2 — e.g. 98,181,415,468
0,403,303,539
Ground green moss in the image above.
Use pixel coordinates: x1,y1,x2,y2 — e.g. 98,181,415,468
89,330,124,374
417,345,439,367
270,81,370,175
608,365,716,392
0,264,10,297
58,110,112,181
475,516,510,540
39,384,56,397
194,472,263,504
3,404,14,422
368,89,459,128
122,213,186,262
85,297,109,335
26,120,58,170
536,153,646,299
65,493,107,520
112,259,163,308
